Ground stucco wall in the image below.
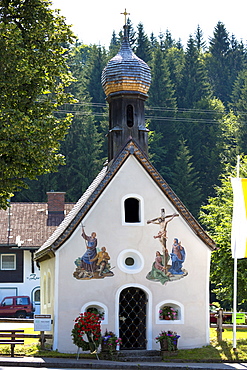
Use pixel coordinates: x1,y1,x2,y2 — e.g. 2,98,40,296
48,156,211,352
40,256,55,338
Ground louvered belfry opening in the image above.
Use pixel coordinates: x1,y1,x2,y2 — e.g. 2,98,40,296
119,287,147,349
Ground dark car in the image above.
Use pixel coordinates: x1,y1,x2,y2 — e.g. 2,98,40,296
0,296,35,318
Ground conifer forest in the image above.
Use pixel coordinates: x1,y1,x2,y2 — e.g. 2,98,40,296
3,5,247,307
14,20,247,217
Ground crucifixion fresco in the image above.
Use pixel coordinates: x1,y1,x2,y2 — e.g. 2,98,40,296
146,208,188,285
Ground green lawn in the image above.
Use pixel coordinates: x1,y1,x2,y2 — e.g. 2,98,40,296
0,327,246,362
162,328,247,362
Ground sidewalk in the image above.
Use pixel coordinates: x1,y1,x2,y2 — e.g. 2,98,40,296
0,356,247,370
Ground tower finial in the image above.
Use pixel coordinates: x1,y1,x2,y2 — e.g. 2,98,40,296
121,8,130,25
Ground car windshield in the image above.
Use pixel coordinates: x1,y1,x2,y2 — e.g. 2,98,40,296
2,298,13,306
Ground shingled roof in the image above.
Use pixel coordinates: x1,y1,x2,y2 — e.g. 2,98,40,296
35,139,216,262
0,201,74,249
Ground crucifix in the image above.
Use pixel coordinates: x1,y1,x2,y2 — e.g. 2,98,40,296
147,208,179,270
121,8,130,25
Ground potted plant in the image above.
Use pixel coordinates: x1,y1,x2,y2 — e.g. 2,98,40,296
159,306,178,320
101,330,122,352
156,330,180,351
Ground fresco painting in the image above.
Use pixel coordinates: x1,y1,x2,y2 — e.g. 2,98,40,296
146,208,188,285
73,226,114,280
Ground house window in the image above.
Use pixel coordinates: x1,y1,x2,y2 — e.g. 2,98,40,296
122,194,144,226
34,289,40,303
81,302,108,324
0,254,16,270
124,198,140,223
126,104,134,127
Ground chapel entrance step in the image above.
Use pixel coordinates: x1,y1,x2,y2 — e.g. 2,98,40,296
117,349,162,362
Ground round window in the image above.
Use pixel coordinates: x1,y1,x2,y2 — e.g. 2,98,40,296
125,257,135,266
117,249,144,274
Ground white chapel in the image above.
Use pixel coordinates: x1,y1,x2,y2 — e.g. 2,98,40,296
35,22,216,353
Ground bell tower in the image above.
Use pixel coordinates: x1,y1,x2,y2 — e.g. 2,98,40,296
101,20,151,162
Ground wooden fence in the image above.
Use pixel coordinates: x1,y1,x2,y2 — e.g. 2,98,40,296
211,308,247,341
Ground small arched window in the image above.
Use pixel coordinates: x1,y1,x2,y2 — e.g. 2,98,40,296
124,198,140,223
127,104,134,127
47,272,51,305
156,300,184,324
43,276,47,306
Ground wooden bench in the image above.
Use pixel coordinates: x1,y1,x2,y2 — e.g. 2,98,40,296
0,329,53,357
0,330,25,357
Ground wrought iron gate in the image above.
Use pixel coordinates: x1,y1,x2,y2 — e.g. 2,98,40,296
119,287,147,349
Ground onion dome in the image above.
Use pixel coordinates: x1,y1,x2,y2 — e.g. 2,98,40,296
101,26,151,96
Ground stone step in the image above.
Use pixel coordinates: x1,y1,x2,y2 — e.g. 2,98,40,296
117,350,162,362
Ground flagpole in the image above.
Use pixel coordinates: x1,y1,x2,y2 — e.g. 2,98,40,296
233,155,240,350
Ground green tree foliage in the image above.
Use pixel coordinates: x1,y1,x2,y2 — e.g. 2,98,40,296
13,99,104,203
170,139,202,216
0,0,75,208
8,19,247,221
147,47,178,183
230,69,247,153
109,30,121,58
194,25,206,51
165,46,185,103
206,22,245,106
207,22,230,104
135,23,151,63
178,35,211,108
200,157,247,306
83,45,107,106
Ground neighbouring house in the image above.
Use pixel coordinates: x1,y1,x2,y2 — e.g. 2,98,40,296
35,23,216,352
0,192,74,314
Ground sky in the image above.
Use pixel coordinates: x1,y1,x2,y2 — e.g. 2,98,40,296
51,0,247,48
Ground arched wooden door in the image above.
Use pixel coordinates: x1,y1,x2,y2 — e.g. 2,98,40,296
119,287,147,349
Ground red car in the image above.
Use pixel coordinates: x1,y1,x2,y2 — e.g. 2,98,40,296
0,296,35,318
210,304,232,324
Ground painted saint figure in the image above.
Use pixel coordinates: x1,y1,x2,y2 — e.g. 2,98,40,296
146,251,170,285
80,227,98,274
90,246,112,277
169,238,186,275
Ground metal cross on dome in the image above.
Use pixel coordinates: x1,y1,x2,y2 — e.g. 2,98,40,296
121,8,130,25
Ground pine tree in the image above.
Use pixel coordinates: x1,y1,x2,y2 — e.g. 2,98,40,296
194,25,206,51
207,22,231,104
165,46,185,103
135,23,151,63
148,47,178,183
83,45,106,105
170,139,202,217
178,35,211,108
230,69,247,153
163,30,175,50
109,30,121,57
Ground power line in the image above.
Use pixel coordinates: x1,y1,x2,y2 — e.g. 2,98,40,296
59,101,245,116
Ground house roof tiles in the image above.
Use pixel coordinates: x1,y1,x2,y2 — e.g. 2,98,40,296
0,202,74,249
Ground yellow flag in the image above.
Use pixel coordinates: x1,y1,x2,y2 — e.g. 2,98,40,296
231,178,247,258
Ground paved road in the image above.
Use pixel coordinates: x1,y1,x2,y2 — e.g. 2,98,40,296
1,357,247,370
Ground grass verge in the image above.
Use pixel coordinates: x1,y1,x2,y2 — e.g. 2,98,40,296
0,328,246,362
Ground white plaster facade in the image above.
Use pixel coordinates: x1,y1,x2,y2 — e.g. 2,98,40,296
36,152,214,352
